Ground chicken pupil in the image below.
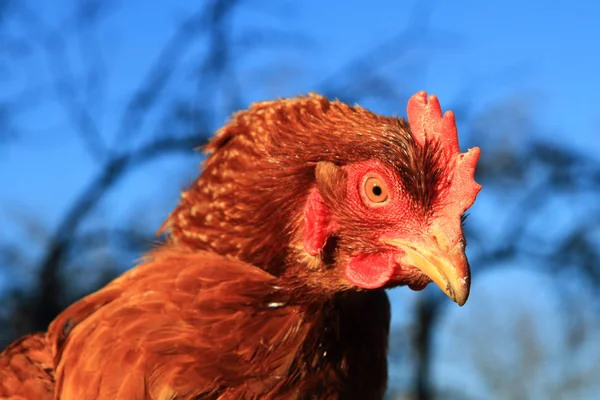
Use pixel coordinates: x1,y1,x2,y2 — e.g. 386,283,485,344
372,185,382,196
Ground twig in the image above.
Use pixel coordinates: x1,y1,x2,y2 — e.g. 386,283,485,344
32,134,206,329
15,3,108,162
112,7,210,145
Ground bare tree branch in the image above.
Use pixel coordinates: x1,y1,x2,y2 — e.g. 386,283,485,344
316,0,458,104
112,2,235,146
31,133,206,329
14,3,108,162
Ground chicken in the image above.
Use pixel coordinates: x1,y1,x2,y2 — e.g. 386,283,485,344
0,91,480,399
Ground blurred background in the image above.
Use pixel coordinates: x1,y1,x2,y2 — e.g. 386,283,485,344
1,0,599,398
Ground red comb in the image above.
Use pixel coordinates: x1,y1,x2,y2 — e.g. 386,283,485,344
407,91,481,217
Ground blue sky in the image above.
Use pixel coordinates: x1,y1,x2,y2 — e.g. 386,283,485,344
2,0,599,218
1,0,600,396
2,1,598,261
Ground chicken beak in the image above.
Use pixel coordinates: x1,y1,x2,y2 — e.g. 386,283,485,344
384,229,471,306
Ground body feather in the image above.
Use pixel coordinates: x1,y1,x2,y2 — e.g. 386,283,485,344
47,246,389,399
0,333,54,400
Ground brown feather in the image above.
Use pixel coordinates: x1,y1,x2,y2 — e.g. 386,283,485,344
46,246,389,399
0,333,54,400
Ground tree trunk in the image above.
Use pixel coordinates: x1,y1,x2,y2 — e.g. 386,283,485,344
413,295,441,400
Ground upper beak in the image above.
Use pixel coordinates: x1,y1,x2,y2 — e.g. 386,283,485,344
383,230,471,306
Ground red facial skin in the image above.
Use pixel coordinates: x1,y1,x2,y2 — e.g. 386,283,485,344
344,160,432,290
303,159,435,291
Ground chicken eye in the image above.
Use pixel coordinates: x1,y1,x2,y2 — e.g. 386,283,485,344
363,176,389,205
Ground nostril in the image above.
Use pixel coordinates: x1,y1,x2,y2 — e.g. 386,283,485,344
431,233,452,253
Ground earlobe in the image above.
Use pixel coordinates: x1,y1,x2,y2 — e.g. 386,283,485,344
303,161,345,256
303,188,331,256
346,252,396,289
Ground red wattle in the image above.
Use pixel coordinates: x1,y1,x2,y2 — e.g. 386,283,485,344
303,188,330,256
345,252,396,289
408,283,427,291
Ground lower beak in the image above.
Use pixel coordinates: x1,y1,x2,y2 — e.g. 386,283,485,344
384,235,471,306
